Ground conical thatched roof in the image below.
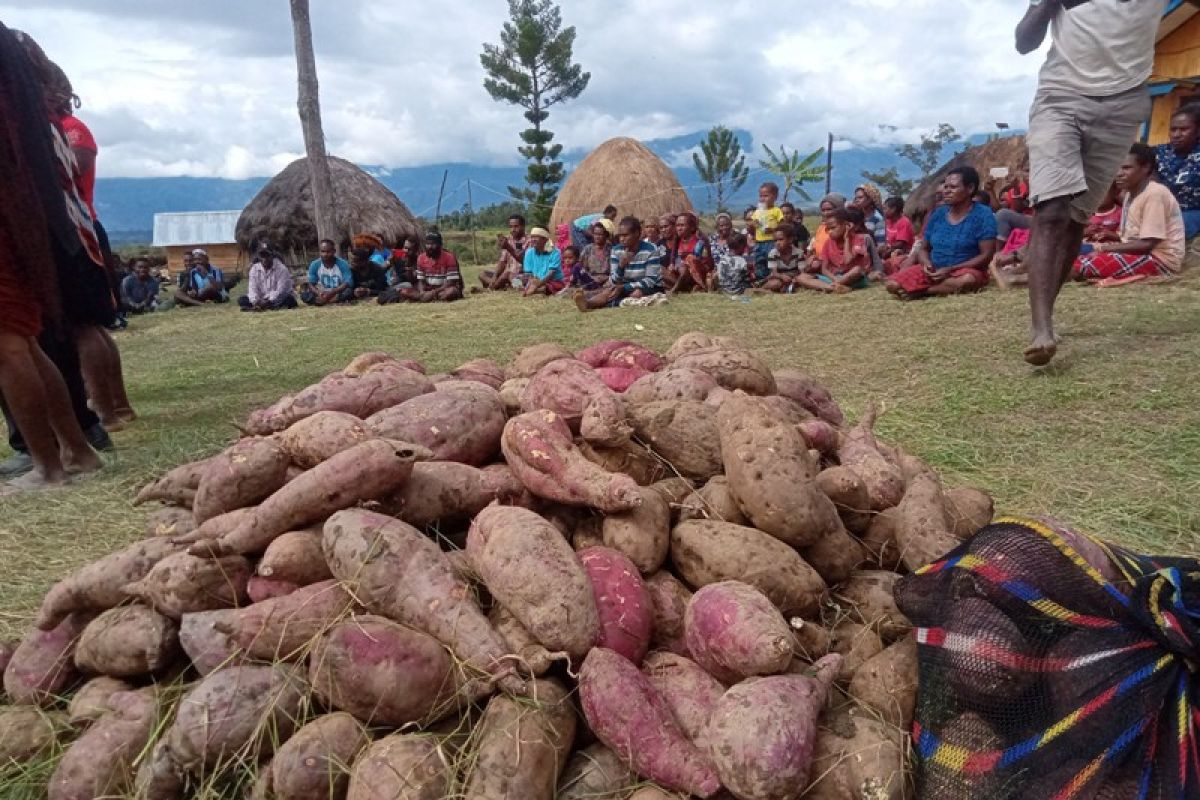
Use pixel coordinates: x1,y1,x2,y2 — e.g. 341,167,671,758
236,156,422,261
904,135,1029,220
551,137,693,231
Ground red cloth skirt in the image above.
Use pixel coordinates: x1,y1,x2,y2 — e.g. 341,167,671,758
890,264,988,294
0,227,42,337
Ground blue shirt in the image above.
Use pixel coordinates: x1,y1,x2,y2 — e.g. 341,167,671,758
609,240,663,290
370,249,389,266
1155,143,1200,212
189,266,226,297
574,213,603,232
120,274,159,307
307,257,352,289
924,203,997,269
522,247,563,281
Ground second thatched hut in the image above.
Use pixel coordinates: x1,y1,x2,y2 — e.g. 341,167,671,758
551,137,693,231
904,135,1029,222
236,156,422,263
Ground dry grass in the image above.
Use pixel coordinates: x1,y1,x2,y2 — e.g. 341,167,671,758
1,263,1198,643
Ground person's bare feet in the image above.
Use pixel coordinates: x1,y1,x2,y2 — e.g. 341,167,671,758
989,261,1014,290
63,446,103,475
831,283,852,295
1024,333,1058,366
573,290,591,313
3,468,69,495
115,407,137,423
99,415,127,432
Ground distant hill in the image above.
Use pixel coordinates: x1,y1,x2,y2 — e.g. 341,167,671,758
98,129,1011,244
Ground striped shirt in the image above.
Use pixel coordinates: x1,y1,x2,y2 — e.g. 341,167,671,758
609,241,663,291
768,246,804,275
416,250,462,287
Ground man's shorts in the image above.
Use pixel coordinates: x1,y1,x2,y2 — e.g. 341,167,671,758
1027,85,1150,223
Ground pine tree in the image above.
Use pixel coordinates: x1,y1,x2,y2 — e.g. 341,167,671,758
481,0,589,225
692,126,750,213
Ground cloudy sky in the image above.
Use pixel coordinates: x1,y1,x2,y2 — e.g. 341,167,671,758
1,0,1045,179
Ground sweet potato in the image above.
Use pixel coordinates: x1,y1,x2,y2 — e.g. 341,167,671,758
772,369,845,426
500,377,530,417
596,365,650,393
133,456,215,507
367,386,507,465
310,616,461,727
943,597,1034,706
346,733,451,800
894,470,959,571
847,634,918,729
805,709,909,800
323,508,524,694
164,664,307,774
122,551,251,617
1038,517,1124,583
839,405,905,512
580,340,664,373
462,677,576,800
945,485,994,541
717,394,843,548
862,507,905,571
4,613,90,706
645,572,693,657
451,357,506,389
579,547,653,664
801,525,869,585
670,520,826,619
580,439,667,486
835,570,911,643
650,477,695,510
798,418,841,460
601,485,671,573
790,618,832,663
134,738,186,800
815,465,873,534
468,505,600,660
67,675,133,728
922,712,1003,798
575,339,633,367
178,610,240,676
244,365,433,434
171,506,256,545
702,655,842,800
342,351,400,376
685,581,794,684
257,528,329,585
279,410,374,469
0,705,64,763
829,622,885,684
627,789,682,800
642,651,725,741
247,576,299,603
509,343,574,378
489,603,564,676
579,648,720,798
558,743,638,800
629,401,723,481
678,475,748,526
192,436,291,523
625,367,719,405
74,605,179,678
213,579,354,661
521,359,632,446
192,439,427,557
664,331,738,362
48,688,158,800
671,346,776,395
378,461,527,529
502,410,642,512
145,507,197,539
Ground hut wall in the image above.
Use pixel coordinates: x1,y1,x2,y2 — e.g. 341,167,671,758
1147,12,1200,144
164,243,246,276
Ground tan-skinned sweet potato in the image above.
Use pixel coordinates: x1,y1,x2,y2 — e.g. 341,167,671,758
499,377,530,416
133,456,216,507
772,369,845,426
247,576,299,603
256,528,330,585
122,552,251,617
178,610,240,676
378,461,527,529
847,634,918,729
670,346,776,395
943,597,1034,706
801,525,869,585
650,477,695,512
862,507,906,571
67,676,133,728
625,367,720,405
144,507,197,539
645,572,692,657
134,738,186,800
244,365,433,434
462,677,577,800
601,486,671,573
36,538,181,630
468,505,600,660
665,332,738,362
74,605,180,678
641,651,726,741
670,520,826,619
309,616,462,727
835,570,911,643
171,506,256,545
0,705,65,763
815,465,873,534
829,622,885,684
922,712,1004,797
5,614,91,706
521,359,632,446
48,688,158,800
678,475,748,526
894,470,960,571
346,733,451,800
191,439,428,558
558,743,638,800
212,579,354,661
839,405,905,512
945,485,995,541
489,604,565,676
805,708,910,800
685,581,795,684
580,439,667,486
279,410,374,469
366,386,506,466
628,401,723,481
255,712,370,800
341,351,400,376
508,342,574,379
502,410,642,512
790,618,833,663
451,357,506,389
192,436,291,523
323,508,524,695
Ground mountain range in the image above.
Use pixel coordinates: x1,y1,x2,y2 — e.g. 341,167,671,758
96,129,997,244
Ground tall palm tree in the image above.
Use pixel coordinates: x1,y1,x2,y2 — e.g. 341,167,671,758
290,0,336,243
759,145,828,202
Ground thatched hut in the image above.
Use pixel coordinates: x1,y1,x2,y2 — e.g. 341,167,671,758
551,137,693,231
236,156,422,263
904,135,1029,221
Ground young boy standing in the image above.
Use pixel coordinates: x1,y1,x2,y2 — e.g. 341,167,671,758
752,182,784,282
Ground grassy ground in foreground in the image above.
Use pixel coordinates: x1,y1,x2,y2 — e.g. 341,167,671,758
1,267,1198,639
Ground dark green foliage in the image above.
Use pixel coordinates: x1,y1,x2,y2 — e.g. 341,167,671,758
692,126,750,213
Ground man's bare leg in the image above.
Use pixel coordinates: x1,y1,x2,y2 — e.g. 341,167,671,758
1025,198,1085,365
31,344,102,475
97,326,135,420
0,334,78,489
75,325,122,428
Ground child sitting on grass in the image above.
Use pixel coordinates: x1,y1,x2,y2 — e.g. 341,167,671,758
760,223,805,293
708,232,750,295
797,208,871,294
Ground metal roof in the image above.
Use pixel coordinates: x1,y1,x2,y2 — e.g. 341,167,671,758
152,210,241,247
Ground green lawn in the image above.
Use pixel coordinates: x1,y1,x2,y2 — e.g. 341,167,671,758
1,263,1198,640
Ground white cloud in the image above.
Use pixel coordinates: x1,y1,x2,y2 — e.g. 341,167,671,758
1,0,1046,178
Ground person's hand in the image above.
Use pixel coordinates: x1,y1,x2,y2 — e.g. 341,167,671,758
496,234,507,248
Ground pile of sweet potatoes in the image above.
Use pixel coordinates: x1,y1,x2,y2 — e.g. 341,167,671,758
1,336,1001,799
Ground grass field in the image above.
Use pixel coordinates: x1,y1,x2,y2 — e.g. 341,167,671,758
1,256,1198,642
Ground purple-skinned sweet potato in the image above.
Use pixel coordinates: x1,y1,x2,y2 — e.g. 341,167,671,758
256,712,370,800
133,456,216,507
645,572,693,658
641,651,725,741
772,369,845,426
48,688,158,800
451,357,506,389
366,385,506,466
521,359,632,446
256,528,330,585
377,461,528,529
579,547,653,664
212,579,355,661
685,581,794,684
192,436,290,524
4,614,91,706
247,576,299,603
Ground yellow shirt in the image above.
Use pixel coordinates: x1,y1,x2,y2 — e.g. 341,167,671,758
754,206,784,243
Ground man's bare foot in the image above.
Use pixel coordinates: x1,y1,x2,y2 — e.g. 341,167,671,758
63,447,103,475
1024,333,1058,366
4,469,70,494
99,416,127,432
116,407,137,423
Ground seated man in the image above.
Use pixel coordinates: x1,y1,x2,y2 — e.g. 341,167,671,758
300,238,352,306
174,249,229,306
195,249,240,291
352,233,390,267
119,258,160,313
1073,144,1184,287
516,227,565,296
480,213,527,290
176,251,194,291
400,231,464,302
239,243,297,311
574,216,665,311
348,247,390,300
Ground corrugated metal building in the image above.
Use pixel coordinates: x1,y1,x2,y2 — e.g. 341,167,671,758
1147,0,1200,144
152,210,246,275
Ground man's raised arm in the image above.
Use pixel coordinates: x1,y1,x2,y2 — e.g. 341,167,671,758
1015,0,1060,55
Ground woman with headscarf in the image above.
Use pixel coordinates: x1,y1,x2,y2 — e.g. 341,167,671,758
709,212,735,263
666,212,712,293
853,184,886,245
807,193,847,262
570,219,615,292
0,23,103,492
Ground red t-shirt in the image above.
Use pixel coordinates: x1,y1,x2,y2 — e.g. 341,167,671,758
58,115,98,220
885,216,916,250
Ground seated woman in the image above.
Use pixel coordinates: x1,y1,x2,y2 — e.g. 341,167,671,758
852,184,886,245
887,167,997,299
759,223,805,292
659,212,679,267
879,196,916,275
575,217,665,311
567,220,614,293
709,212,735,264
807,193,848,262
797,208,871,294
1154,104,1200,239
665,212,712,292
517,227,565,296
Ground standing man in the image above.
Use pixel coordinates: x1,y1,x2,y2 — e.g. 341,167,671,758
1016,0,1182,366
